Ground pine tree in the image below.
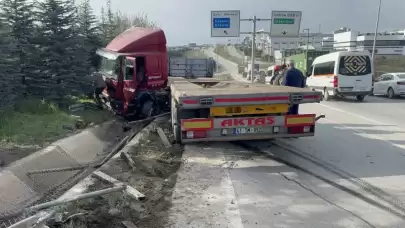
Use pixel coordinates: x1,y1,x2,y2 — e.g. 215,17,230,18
78,0,102,67
99,6,109,45
105,0,115,42
0,0,37,96
35,0,82,99
76,0,102,92
0,17,19,107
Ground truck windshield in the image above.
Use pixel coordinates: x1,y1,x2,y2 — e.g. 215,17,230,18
338,55,371,76
100,57,120,79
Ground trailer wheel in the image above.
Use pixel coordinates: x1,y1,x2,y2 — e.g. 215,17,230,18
171,97,181,144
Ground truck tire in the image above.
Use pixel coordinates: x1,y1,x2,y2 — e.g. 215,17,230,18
171,97,181,144
356,95,365,101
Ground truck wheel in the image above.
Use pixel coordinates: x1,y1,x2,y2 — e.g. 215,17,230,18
171,97,181,144
356,95,365,101
141,100,154,118
387,87,395,99
323,88,331,101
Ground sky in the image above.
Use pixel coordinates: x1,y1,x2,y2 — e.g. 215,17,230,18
89,0,404,46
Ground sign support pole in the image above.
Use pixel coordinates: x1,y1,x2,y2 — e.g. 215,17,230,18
251,16,257,84
212,11,301,84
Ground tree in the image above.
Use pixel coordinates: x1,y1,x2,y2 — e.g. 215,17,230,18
113,11,157,35
99,0,158,44
0,0,37,94
78,0,102,69
0,16,20,107
34,0,83,99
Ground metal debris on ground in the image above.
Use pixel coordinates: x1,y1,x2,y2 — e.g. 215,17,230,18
27,164,96,176
125,112,171,126
92,171,145,201
27,185,126,213
121,220,138,228
7,211,54,228
156,127,172,148
95,135,130,168
120,151,136,171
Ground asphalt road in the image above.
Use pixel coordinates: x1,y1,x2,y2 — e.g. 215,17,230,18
226,45,270,65
168,50,405,227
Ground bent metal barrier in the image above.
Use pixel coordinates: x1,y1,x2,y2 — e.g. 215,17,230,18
2,117,165,228
0,120,135,227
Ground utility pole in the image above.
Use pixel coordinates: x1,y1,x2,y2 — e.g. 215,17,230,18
215,43,219,72
303,28,310,63
241,17,271,83
372,0,382,60
302,28,309,74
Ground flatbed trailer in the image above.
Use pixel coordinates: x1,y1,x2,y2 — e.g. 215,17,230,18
168,78,323,143
96,27,324,144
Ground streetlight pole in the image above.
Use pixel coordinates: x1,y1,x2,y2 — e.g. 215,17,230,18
372,0,382,60
303,28,310,73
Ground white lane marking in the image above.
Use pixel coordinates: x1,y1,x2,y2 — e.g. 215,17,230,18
321,117,405,152
319,103,385,125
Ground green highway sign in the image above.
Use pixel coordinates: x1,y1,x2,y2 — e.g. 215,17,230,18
270,11,302,37
273,18,295,24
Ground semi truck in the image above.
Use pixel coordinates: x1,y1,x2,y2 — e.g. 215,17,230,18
95,27,325,144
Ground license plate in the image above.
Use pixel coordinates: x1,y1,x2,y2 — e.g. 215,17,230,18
210,104,289,117
233,128,260,134
354,87,366,91
354,81,366,91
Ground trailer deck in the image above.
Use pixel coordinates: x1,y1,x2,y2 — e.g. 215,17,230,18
169,79,322,109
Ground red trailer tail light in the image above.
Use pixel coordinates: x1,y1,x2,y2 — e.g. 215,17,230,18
333,76,338,88
184,131,207,139
288,126,313,134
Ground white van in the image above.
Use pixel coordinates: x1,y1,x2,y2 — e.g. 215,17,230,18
265,65,279,84
306,51,373,101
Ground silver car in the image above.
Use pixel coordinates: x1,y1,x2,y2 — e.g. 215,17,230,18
372,73,405,98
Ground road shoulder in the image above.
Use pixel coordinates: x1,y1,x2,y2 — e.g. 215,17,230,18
167,143,243,228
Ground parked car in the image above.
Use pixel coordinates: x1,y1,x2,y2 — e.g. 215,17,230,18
372,72,405,98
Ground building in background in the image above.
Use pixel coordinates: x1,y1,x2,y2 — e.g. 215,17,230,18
253,26,405,58
333,27,405,55
256,30,333,56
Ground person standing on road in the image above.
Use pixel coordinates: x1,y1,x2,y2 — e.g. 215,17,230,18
273,64,287,85
283,60,306,115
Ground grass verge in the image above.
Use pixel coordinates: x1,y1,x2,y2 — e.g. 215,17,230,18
0,98,113,166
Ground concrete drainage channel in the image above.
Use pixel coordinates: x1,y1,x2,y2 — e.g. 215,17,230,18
0,114,178,228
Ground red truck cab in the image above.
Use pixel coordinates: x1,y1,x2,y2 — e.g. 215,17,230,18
96,27,169,118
